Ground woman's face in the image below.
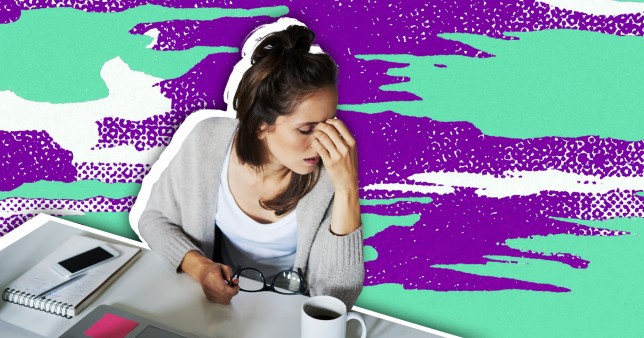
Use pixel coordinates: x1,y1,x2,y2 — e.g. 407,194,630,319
260,85,338,175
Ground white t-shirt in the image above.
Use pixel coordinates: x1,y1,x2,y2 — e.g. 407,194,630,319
215,142,297,280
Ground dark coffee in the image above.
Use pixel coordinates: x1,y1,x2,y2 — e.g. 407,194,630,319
304,305,341,321
312,314,340,320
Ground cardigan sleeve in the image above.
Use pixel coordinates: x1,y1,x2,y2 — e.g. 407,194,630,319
137,123,208,272
306,198,365,309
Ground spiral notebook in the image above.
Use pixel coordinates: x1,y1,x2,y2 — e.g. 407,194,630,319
1,235,141,319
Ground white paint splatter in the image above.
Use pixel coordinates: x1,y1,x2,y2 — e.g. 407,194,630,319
144,28,160,49
364,169,644,198
537,0,644,15
1,57,170,164
362,183,455,194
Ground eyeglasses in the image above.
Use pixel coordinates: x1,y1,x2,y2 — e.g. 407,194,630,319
231,265,308,295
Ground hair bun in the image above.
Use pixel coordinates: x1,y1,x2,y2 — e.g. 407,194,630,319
251,25,315,64
288,25,315,51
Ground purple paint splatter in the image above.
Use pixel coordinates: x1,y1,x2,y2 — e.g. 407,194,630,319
337,111,644,188
336,110,643,291
0,130,76,191
361,188,639,292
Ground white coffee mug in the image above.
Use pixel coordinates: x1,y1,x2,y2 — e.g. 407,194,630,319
301,295,367,338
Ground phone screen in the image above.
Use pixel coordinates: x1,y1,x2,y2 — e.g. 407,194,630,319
58,247,115,273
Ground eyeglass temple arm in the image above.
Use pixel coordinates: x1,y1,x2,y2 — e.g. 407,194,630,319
232,264,243,279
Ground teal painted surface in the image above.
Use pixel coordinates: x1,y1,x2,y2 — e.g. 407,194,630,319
341,30,644,141
0,5,287,103
0,180,141,200
62,212,140,241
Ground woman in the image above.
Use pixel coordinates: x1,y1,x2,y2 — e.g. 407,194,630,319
136,23,363,309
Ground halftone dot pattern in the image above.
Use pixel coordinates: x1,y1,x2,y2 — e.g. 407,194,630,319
74,162,151,183
340,111,644,192
0,196,135,214
0,130,77,192
0,213,35,236
95,114,180,151
579,189,644,220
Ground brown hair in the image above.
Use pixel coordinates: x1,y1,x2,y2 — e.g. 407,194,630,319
233,25,337,216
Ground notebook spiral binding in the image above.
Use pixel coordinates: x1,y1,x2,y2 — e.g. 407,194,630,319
2,287,74,319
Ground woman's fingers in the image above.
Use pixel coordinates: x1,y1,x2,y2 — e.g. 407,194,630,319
200,262,239,304
312,138,331,163
221,264,233,283
183,253,238,304
313,129,339,159
324,119,356,148
314,120,353,159
311,118,359,192
315,122,344,152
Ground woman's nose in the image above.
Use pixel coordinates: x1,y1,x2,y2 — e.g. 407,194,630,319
304,135,314,148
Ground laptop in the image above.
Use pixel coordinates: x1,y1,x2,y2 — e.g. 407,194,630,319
59,304,199,338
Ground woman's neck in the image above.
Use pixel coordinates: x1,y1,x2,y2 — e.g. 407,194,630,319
231,138,291,187
253,160,291,186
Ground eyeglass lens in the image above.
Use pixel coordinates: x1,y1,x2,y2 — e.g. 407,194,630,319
272,270,302,294
237,268,303,294
238,269,265,291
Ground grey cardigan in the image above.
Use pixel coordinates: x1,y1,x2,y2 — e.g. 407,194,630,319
138,117,364,308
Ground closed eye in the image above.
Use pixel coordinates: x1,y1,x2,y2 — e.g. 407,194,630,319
298,128,314,135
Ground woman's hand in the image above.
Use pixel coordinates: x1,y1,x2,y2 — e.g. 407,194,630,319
181,251,239,304
312,119,358,194
312,119,361,235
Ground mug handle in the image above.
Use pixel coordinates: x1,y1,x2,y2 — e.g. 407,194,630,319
346,311,367,338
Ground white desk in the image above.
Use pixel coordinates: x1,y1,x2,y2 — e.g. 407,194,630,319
0,216,454,338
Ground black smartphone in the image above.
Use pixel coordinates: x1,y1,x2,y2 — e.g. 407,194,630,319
51,244,120,278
